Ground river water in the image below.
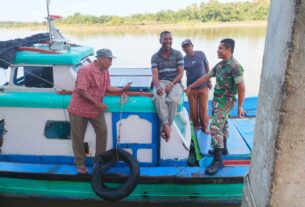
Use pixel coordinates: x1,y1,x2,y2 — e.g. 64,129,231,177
0,25,266,97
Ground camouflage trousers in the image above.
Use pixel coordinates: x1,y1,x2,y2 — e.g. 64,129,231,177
210,99,235,149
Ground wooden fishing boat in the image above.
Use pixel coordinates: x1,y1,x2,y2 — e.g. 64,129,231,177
0,55,256,204
0,1,257,205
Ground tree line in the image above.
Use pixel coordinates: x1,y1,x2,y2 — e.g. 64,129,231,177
0,0,269,27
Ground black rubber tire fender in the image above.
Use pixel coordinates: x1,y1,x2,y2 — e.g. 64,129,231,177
91,148,140,201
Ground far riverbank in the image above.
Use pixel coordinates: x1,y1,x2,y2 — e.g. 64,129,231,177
0,21,267,32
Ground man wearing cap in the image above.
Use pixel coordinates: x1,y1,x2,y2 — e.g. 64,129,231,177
68,48,130,174
182,39,211,134
151,31,184,140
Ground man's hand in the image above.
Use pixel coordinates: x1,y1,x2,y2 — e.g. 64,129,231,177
184,87,191,95
122,82,132,92
156,87,164,96
238,107,245,118
208,80,212,89
96,102,108,111
121,92,128,99
165,83,174,93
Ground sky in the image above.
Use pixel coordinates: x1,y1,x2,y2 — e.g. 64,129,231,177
0,0,247,22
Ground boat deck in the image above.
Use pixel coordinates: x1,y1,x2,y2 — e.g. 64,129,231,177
197,118,255,157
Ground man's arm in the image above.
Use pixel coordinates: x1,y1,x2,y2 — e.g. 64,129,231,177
165,66,184,93
106,83,131,95
185,63,215,93
205,65,212,89
184,75,211,94
231,63,245,117
237,81,245,117
74,69,106,109
171,66,184,85
76,88,107,110
152,68,160,89
107,86,124,93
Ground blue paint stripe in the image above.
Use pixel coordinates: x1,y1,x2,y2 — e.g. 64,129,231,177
0,161,249,178
0,154,189,168
0,154,90,166
159,159,188,167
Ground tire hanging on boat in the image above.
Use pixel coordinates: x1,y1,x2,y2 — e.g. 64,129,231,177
91,148,140,201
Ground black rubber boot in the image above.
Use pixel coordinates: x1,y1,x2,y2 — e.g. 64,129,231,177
208,139,229,155
205,148,224,175
208,149,214,155
222,138,229,155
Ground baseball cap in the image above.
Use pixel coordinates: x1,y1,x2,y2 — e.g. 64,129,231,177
96,49,116,58
181,39,193,47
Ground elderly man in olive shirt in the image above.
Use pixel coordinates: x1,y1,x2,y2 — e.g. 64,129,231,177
151,31,184,141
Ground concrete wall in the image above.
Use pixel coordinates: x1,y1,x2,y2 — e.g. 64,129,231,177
242,0,305,206
269,0,305,206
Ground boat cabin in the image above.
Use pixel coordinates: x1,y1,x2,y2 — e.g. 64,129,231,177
0,44,191,167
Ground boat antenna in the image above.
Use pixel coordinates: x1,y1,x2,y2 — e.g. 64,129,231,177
45,0,69,51
46,0,52,46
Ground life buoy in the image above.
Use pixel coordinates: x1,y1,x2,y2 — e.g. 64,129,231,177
91,148,140,201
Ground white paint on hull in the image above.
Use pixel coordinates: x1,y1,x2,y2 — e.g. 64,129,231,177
160,108,191,160
0,107,113,156
0,106,191,162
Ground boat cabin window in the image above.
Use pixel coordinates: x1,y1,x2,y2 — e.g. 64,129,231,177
44,121,71,139
13,66,54,88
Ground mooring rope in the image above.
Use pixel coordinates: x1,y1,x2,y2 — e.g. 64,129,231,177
116,93,128,160
244,172,257,207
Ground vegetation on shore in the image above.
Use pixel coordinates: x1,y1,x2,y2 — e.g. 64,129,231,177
0,0,269,28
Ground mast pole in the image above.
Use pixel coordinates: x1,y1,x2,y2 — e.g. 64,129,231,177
46,0,52,47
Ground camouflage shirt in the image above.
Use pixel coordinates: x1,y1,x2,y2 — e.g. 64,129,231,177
207,57,244,102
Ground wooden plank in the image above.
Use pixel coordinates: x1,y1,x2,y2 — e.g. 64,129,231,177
231,118,255,150
197,120,251,156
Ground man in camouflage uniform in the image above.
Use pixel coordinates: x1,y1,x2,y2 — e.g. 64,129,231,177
185,39,245,175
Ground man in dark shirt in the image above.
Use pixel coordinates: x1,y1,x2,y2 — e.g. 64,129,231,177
151,31,184,141
182,39,211,134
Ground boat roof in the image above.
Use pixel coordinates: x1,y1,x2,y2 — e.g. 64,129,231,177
13,45,94,66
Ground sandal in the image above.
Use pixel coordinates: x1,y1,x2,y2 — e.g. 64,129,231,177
161,131,167,139
76,166,88,175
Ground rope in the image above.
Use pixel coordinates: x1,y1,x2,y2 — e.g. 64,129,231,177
244,172,257,207
116,93,128,160
0,57,11,65
23,69,65,90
